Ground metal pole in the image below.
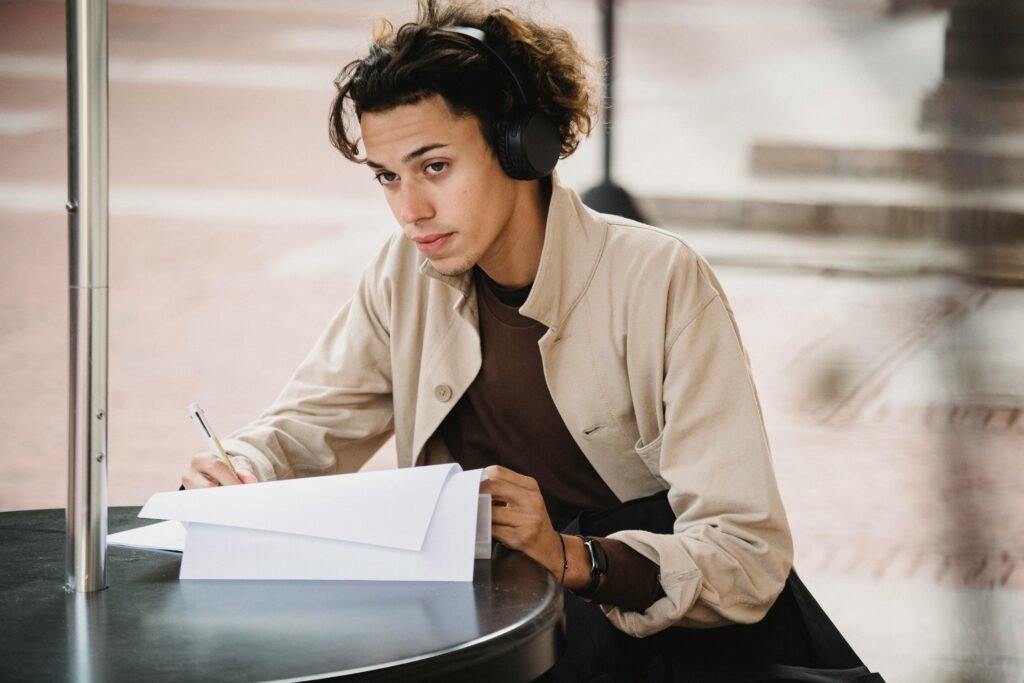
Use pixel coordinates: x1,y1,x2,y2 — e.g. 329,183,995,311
581,0,645,222
65,0,109,594
599,0,614,185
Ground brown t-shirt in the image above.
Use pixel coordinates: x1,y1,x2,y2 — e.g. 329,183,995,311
438,269,664,612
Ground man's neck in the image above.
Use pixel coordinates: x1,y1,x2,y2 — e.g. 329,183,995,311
477,177,551,289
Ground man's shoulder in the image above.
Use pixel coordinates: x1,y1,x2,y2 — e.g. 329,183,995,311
598,213,707,275
585,212,723,320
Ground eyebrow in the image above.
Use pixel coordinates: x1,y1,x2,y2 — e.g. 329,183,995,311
365,142,449,169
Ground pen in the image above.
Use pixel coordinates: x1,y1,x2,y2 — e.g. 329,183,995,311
187,402,240,479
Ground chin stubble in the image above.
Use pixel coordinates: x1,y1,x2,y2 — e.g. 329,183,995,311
433,254,476,278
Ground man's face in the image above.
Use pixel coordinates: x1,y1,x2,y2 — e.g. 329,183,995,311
360,95,520,278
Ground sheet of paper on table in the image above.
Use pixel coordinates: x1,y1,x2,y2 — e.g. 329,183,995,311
108,464,490,582
108,519,187,551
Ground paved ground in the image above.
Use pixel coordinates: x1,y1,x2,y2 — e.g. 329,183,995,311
1,1,1021,680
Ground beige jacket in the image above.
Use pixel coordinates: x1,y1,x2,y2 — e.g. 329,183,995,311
222,173,793,638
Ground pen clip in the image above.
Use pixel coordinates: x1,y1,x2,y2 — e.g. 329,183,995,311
192,409,213,439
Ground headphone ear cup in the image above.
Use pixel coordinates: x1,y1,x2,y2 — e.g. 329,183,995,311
520,112,560,179
496,114,561,181
495,120,522,180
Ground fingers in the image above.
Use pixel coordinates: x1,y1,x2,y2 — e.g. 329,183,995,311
480,467,542,511
230,456,259,484
490,510,532,547
490,503,529,527
181,470,218,490
481,468,563,576
491,524,519,549
181,453,243,489
490,505,565,576
484,469,556,555
482,465,538,492
206,457,243,485
480,477,539,509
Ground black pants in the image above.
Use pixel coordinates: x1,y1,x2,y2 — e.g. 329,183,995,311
539,492,884,683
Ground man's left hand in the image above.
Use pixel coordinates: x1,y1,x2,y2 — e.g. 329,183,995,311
480,465,565,578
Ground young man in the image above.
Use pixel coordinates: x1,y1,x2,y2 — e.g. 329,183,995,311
181,1,803,679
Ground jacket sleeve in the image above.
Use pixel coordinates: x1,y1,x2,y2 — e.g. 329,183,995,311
219,242,397,483
601,286,794,637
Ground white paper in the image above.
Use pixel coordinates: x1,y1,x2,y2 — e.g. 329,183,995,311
112,495,493,560
181,468,481,581
132,463,486,582
108,520,187,551
140,463,459,550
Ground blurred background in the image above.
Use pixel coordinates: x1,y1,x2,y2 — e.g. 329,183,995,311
0,0,1021,680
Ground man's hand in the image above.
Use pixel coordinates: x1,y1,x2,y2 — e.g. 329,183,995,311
480,465,567,577
481,465,596,590
181,453,258,489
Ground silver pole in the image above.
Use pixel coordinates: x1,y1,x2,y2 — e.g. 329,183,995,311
65,0,109,594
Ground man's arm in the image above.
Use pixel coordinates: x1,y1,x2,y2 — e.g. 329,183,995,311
481,466,664,612
601,290,794,637
183,237,400,486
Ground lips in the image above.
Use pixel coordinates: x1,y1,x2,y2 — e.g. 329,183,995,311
413,233,452,256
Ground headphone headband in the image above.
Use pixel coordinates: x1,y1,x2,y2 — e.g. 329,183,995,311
437,25,561,180
439,26,529,105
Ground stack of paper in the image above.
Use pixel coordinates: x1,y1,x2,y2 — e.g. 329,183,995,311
110,464,488,582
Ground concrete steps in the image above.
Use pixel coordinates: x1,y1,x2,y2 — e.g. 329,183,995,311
669,224,1024,286
749,137,1024,188
639,176,1024,243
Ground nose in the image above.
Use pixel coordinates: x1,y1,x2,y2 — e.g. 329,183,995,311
395,181,435,228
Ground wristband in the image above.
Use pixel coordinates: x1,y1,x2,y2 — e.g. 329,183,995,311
573,535,608,600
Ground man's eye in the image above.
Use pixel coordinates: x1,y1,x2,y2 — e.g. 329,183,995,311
374,172,398,185
425,161,448,175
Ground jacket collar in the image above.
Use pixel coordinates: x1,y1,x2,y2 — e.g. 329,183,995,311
419,171,607,330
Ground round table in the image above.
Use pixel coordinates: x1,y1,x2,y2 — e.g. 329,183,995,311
0,507,564,682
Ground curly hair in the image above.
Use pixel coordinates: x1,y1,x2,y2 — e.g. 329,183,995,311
329,0,598,165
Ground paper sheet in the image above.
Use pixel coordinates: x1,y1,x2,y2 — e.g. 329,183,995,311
181,468,481,581
108,520,187,551
140,463,459,550
116,464,488,581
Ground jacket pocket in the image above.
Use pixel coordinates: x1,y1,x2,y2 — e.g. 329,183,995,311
634,432,668,487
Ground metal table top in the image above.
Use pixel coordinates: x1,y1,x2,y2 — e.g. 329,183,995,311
0,507,564,682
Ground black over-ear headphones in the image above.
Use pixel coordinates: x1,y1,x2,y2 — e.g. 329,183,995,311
441,26,562,181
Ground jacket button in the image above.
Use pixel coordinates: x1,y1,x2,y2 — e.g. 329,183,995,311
434,384,453,402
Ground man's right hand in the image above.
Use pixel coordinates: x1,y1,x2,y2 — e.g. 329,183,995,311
182,453,259,489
